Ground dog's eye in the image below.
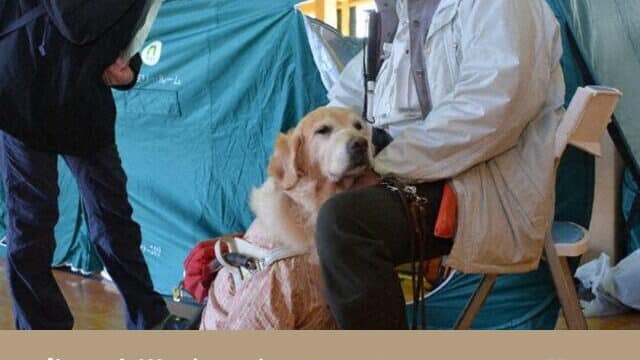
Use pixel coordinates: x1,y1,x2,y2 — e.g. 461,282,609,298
315,125,333,135
354,122,363,130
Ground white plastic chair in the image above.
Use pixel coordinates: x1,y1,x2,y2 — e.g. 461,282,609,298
454,86,623,330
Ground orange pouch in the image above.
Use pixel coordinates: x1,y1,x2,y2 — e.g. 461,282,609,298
434,182,457,239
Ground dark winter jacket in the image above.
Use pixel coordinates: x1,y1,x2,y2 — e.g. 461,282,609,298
0,0,147,154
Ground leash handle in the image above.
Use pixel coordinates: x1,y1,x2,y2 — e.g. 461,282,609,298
362,10,381,125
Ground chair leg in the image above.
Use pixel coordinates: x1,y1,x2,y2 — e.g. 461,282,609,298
544,236,588,330
454,274,498,329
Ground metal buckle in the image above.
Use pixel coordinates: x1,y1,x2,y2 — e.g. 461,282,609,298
384,182,429,206
172,281,184,302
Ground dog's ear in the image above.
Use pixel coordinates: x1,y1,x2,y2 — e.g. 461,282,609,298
268,130,305,189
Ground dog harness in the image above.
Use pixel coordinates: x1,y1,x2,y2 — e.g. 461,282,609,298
213,236,308,289
175,234,307,303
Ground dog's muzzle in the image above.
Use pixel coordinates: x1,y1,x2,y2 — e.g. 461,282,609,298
346,137,369,168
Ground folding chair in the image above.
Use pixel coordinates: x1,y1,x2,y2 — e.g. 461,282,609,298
454,86,623,330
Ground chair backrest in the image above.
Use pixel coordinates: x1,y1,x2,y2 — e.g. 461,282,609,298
555,86,623,159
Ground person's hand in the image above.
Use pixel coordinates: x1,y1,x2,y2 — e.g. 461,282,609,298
352,169,382,190
102,58,134,86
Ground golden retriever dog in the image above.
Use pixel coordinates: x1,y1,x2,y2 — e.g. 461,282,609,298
200,107,373,329
252,106,373,253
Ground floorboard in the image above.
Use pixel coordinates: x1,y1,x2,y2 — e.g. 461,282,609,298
1,258,638,330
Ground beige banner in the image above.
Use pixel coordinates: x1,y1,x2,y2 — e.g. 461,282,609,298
0,331,638,360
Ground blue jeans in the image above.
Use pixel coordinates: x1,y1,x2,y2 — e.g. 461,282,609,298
0,132,168,329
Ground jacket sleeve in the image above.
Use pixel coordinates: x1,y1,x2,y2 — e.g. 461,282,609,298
326,50,365,114
111,53,142,91
374,0,551,181
42,0,140,45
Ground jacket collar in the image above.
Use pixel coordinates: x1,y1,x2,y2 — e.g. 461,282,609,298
426,0,458,42
375,0,458,43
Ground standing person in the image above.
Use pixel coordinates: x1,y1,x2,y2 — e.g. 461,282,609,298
0,0,183,329
317,0,566,329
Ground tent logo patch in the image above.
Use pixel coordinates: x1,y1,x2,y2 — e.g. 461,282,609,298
142,41,163,66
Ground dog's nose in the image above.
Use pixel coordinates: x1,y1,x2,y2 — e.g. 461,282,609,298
347,137,368,156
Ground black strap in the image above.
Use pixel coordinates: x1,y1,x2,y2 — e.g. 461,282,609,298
366,11,382,83
372,127,393,155
362,10,381,124
0,4,46,39
382,178,431,330
626,194,640,232
622,193,640,258
362,40,369,122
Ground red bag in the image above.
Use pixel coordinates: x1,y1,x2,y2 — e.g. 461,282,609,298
180,235,241,303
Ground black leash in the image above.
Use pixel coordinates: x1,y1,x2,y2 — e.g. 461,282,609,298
382,178,430,330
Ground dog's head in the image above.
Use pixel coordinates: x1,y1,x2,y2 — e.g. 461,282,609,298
268,107,373,190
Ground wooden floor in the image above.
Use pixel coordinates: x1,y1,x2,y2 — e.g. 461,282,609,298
557,313,640,330
0,259,199,330
1,258,639,330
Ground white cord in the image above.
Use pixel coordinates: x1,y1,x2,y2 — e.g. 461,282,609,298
424,270,457,299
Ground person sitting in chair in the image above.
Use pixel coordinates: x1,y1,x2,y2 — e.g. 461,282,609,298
316,0,566,329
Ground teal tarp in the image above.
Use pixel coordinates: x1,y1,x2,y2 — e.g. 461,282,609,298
112,0,327,294
0,0,621,330
555,0,640,173
412,263,561,329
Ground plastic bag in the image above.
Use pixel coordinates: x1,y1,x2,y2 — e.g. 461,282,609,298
575,251,640,316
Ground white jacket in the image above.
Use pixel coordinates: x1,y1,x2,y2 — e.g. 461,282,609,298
328,0,566,273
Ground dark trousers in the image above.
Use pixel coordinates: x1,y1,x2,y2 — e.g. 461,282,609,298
0,132,168,329
316,181,452,329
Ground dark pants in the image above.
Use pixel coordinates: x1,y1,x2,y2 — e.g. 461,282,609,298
0,132,168,329
316,181,452,329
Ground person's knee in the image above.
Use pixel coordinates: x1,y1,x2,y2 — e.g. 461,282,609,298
6,237,54,270
82,191,137,241
82,188,134,221
87,212,141,252
5,195,59,235
4,193,58,267
316,192,361,264
82,192,141,254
